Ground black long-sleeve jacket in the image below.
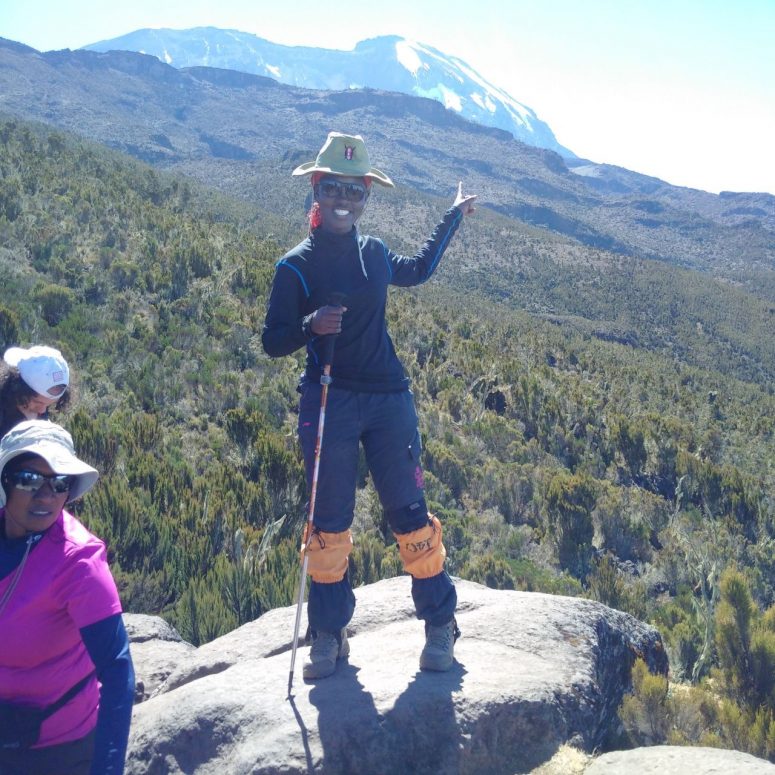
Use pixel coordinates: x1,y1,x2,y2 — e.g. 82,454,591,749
262,207,463,392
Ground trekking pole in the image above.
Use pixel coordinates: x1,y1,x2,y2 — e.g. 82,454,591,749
288,293,345,695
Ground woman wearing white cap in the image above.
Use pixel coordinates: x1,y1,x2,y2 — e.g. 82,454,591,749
0,345,72,438
0,421,135,774
263,132,476,680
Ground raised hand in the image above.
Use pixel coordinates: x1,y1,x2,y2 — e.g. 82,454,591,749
453,181,477,215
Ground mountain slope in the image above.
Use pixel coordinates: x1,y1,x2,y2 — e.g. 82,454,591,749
84,27,572,156
2,117,773,763
1,38,772,289
1,114,772,630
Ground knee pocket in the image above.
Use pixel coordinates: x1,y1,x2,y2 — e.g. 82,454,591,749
394,514,446,579
302,528,353,583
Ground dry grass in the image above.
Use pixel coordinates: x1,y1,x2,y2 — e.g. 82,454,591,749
529,745,593,775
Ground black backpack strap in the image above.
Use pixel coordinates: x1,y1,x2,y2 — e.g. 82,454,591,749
40,673,95,720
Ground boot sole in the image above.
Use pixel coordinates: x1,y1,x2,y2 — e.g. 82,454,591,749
303,659,337,679
419,654,454,671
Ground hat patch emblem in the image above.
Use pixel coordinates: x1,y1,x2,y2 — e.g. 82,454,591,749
344,146,354,160
52,370,64,382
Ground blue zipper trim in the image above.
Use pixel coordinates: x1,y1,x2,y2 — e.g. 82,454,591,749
277,260,310,298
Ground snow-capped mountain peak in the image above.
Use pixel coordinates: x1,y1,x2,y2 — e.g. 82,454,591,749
85,28,573,157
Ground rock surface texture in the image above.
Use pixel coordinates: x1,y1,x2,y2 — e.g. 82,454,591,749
584,745,775,774
125,577,669,774
124,613,196,701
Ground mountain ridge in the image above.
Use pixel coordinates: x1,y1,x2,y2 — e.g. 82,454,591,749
1,37,772,286
84,27,573,157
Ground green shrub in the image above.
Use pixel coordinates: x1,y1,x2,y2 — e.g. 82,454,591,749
33,283,76,325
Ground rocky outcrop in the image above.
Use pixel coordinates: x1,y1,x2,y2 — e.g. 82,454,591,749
125,577,667,774
124,612,195,701
584,745,775,774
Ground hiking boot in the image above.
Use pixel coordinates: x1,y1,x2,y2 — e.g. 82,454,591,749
420,618,460,672
303,628,349,679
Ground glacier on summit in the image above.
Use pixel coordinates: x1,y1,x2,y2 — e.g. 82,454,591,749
85,27,573,156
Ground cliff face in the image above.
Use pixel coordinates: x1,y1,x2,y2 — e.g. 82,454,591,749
125,577,667,774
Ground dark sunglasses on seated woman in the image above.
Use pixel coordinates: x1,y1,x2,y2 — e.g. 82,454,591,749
3,469,75,494
316,179,369,203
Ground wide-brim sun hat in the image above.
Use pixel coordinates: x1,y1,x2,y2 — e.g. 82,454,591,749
0,420,98,508
292,132,395,187
3,345,70,398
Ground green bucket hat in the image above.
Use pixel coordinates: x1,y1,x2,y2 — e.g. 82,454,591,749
292,132,395,187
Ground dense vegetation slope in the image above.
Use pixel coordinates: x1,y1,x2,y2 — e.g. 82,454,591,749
1,117,773,757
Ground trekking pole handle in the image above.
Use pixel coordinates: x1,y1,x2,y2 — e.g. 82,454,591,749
321,291,346,368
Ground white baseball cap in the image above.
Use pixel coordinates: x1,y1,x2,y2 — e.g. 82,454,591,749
0,420,98,507
3,345,70,398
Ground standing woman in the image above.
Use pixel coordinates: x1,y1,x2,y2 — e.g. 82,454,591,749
0,346,72,438
262,132,476,679
0,421,135,774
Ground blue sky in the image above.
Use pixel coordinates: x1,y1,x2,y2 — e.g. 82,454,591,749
2,0,773,194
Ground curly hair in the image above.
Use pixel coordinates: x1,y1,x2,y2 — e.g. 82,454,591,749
0,362,71,438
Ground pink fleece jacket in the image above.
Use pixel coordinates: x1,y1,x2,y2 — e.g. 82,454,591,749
0,509,123,747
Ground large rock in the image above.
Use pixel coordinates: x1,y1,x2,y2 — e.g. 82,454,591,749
125,577,667,774
124,613,196,701
585,745,775,773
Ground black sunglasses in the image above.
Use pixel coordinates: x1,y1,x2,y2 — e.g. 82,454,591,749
316,179,368,203
4,469,75,494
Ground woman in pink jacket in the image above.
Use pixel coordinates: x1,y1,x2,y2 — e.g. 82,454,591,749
0,420,134,774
